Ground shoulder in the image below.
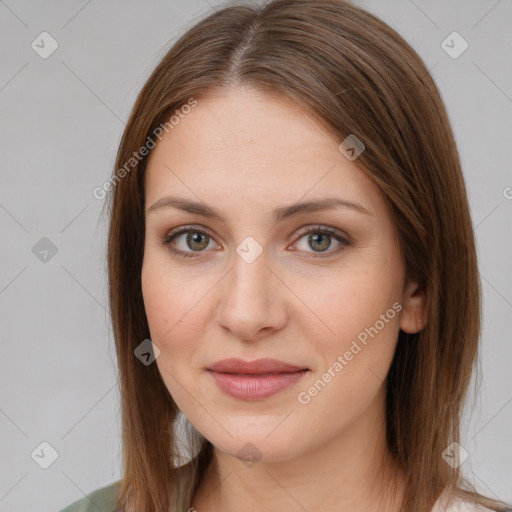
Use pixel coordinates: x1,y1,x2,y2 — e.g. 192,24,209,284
59,479,122,512
432,493,507,512
445,503,495,512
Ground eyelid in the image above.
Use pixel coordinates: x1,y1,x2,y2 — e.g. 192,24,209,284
166,226,216,241
292,224,351,244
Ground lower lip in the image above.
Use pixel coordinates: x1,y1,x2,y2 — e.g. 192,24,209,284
208,370,309,400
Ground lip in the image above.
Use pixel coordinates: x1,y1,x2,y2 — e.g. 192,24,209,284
206,358,309,400
207,358,307,374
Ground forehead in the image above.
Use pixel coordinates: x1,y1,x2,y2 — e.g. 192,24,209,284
144,87,383,219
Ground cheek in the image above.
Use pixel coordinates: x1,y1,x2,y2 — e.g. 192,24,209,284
141,256,200,355
141,253,222,382
141,263,204,408
141,268,176,343
294,256,403,393
291,283,401,441
300,262,400,336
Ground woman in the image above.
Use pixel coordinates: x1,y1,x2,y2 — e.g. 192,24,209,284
61,0,511,511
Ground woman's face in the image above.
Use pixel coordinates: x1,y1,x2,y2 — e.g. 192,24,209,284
141,86,422,463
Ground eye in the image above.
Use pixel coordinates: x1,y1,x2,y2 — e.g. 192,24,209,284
162,225,351,259
292,225,351,259
163,226,219,258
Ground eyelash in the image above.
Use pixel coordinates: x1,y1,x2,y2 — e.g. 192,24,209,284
162,225,351,260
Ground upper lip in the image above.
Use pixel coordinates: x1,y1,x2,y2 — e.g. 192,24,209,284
207,358,308,375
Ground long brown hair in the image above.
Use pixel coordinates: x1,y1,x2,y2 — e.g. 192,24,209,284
105,1,511,511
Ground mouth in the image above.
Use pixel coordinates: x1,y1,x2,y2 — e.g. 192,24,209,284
206,358,310,400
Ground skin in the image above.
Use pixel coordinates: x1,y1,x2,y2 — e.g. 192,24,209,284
141,86,427,512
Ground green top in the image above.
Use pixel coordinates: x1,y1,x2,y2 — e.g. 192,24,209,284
59,479,122,512
58,478,512,512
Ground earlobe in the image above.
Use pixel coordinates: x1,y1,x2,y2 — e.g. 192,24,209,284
399,279,427,334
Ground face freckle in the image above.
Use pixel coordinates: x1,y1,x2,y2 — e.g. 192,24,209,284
140,86,417,465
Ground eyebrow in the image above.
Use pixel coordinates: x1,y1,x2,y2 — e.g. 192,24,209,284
146,195,372,223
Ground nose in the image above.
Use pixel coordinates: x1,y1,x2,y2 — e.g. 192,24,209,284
215,248,288,342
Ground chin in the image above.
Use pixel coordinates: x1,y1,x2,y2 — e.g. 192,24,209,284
193,415,309,465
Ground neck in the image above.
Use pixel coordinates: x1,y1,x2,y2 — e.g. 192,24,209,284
190,386,405,512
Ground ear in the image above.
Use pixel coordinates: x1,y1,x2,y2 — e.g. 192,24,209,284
399,278,427,334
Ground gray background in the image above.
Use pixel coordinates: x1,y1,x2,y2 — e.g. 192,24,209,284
0,0,511,510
